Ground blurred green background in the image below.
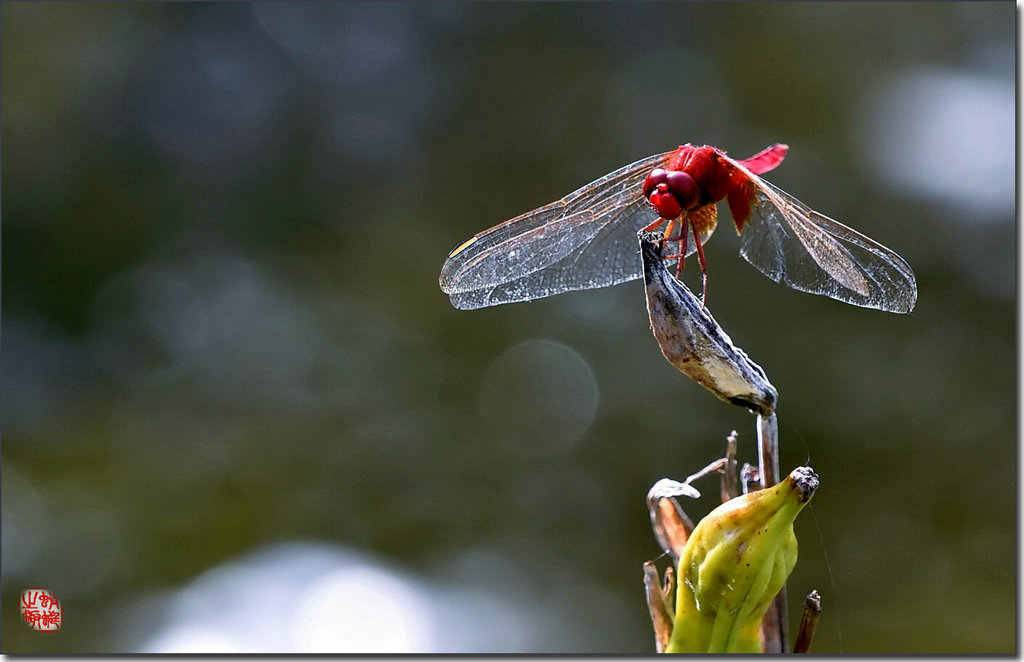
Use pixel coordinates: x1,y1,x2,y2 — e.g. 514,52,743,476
2,1,1014,653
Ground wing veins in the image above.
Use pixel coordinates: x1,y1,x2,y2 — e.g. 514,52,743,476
730,161,917,313
440,151,671,297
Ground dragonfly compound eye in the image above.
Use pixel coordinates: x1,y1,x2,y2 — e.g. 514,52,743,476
665,171,698,210
648,183,683,219
643,168,670,198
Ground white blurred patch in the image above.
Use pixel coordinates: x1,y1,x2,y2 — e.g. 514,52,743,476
291,565,433,653
477,339,599,458
128,542,559,653
853,65,1013,219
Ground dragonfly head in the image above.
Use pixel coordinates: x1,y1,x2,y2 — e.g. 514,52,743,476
644,168,698,219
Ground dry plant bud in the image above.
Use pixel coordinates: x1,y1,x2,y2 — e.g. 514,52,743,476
640,231,777,416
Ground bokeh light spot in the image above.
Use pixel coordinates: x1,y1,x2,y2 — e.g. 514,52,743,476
477,339,599,458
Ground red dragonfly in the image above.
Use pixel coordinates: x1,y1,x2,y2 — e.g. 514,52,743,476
439,143,917,313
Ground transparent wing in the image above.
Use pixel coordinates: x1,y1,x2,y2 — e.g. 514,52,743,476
439,151,672,309
737,175,918,313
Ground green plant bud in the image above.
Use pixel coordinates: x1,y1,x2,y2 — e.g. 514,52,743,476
666,467,818,654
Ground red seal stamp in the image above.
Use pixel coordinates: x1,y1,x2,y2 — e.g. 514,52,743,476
21,588,62,632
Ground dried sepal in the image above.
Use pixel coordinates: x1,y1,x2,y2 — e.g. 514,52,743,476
643,562,676,653
720,430,740,503
792,589,822,653
740,462,760,494
647,479,698,559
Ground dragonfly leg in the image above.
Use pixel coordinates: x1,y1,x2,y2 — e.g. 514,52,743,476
692,222,708,306
662,218,677,249
645,216,689,277
642,217,668,233
664,218,689,278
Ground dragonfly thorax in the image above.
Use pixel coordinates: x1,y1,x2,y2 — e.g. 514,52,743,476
643,168,698,220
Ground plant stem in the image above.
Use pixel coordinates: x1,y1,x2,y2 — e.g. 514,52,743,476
757,413,787,653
